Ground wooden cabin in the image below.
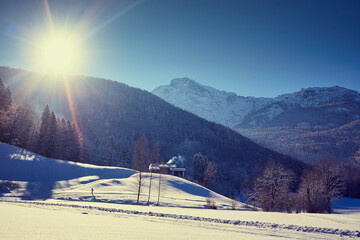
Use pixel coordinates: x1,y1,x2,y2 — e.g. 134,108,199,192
149,163,186,177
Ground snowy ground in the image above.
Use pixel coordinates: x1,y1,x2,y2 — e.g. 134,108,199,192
3,201,359,240
1,143,360,239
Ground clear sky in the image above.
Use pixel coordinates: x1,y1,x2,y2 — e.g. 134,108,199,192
0,0,359,97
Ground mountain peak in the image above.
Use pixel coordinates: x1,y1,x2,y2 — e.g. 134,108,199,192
165,77,220,95
169,78,203,89
170,77,195,85
276,86,360,105
152,78,273,127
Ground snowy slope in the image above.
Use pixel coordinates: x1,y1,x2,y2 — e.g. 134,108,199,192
0,142,237,208
0,143,135,181
1,142,360,239
1,200,360,240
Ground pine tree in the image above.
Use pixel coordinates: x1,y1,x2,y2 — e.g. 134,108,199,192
0,78,12,140
6,104,36,148
121,142,131,168
47,111,57,158
71,122,83,162
37,105,51,156
63,119,73,160
57,118,66,159
0,78,12,112
193,153,208,184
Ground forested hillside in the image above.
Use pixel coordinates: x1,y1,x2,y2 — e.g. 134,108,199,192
0,66,304,195
237,121,360,166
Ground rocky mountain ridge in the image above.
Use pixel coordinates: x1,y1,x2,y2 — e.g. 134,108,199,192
153,78,360,128
153,78,360,164
152,78,273,127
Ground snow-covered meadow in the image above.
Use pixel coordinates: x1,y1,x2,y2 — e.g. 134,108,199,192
1,142,359,239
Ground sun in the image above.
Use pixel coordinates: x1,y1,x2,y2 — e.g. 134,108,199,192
43,39,74,71
35,31,83,75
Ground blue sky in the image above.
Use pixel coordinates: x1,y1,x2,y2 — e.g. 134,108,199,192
0,0,359,97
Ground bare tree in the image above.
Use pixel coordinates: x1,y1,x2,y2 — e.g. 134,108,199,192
297,159,345,213
147,143,160,204
241,176,253,208
230,189,239,210
297,168,328,213
203,161,217,187
254,161,295,211
314,159,345,213
133,135,149,204
157,159,166,205
206,197,217,209
157,169,162,205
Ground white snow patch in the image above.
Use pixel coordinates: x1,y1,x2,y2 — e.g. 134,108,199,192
9,152,35,161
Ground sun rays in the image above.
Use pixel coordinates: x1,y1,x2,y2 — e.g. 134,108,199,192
3,0,144,77
2,0,145,154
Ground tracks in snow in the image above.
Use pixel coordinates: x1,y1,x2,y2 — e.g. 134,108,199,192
2,199,359,238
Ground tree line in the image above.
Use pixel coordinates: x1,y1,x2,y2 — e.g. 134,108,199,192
0,78,83,162
247,159,360,213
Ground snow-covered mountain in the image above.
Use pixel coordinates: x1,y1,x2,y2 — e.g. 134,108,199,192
152,79,360,164
242,86,360,128
152,78,273,127
152,79,360,128
276,86,360,108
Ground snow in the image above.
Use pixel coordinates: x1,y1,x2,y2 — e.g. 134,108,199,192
249,104,284,126
3,203,337,240
0,142,239,208
152,78,273,127
152,79,360,127
276,86,360,108
1,142,360,239
1,199,359,239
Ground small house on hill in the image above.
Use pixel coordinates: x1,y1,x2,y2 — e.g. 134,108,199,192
149,163,186,177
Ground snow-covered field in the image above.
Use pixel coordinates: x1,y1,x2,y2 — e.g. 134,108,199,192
1,143,360,239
